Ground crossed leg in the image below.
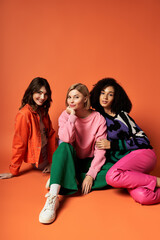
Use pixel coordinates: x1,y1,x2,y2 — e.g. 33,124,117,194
106,149,160,204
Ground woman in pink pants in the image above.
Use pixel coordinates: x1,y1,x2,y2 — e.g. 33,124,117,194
90,78,160,205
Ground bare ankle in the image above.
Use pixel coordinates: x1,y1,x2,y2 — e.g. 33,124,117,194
156,177,160,187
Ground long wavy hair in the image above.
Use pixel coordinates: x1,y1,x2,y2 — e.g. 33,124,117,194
20,77,52,113
90,78,132,116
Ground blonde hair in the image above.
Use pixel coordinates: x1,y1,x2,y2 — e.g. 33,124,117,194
65,83,91,110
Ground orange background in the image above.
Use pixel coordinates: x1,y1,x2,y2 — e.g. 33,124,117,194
1,1,160,240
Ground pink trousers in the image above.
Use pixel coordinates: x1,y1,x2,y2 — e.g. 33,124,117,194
106,149,160,205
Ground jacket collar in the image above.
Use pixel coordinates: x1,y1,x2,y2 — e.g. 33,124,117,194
25,104,47,117
25,104,38,114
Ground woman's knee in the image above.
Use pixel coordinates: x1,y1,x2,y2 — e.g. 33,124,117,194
106,168,121,187
53,142,73,155
58,142,70,149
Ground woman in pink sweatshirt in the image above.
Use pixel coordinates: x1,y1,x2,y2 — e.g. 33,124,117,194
39,83,111,224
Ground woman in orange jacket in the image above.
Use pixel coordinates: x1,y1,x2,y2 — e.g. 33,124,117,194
0,77,56,179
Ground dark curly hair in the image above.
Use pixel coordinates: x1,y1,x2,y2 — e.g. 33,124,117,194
20,77,52,113
90,78,132,116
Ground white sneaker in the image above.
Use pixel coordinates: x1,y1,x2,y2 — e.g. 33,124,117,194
39,193,59,224
45,178,50,190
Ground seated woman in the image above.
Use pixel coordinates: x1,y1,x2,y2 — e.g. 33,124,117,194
39,83,113,224
0,77,56,179
90,77,160,205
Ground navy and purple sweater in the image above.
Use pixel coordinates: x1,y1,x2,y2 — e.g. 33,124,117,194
105,111,152,163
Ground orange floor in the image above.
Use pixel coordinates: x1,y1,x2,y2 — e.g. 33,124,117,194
1,150,159,240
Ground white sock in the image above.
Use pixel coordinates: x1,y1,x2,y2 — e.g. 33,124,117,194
50,184,61,196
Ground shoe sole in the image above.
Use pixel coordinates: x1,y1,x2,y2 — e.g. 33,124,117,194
39,200,59,224
39,214,56,224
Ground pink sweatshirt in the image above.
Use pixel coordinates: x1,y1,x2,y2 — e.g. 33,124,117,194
58,110,107,179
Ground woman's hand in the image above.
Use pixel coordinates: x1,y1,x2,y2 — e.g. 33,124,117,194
82,175,93,195
0,173,13,179
66,106,75,115
42,163,51,173
96,139,111,149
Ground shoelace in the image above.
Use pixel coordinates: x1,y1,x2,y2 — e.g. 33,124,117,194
44,194,57,210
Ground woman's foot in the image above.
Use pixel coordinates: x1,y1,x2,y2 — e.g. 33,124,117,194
39,193,59,224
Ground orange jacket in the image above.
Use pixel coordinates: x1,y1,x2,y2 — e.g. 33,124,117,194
9,104,56,175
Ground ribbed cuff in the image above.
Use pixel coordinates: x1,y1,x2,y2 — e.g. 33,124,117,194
69,114,77,123
86,168,97,180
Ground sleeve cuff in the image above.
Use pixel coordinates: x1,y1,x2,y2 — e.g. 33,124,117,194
9,165,19,176
86,168,98,180
69,114,77,123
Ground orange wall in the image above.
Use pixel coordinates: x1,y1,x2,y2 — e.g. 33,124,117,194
1,0,160,174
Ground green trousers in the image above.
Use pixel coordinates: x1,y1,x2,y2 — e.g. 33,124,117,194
50,142,114,195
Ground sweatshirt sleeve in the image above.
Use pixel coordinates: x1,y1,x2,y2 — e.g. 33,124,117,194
9,112,29,175
111,112,152,151
58,110,78,143
86,115,107,179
